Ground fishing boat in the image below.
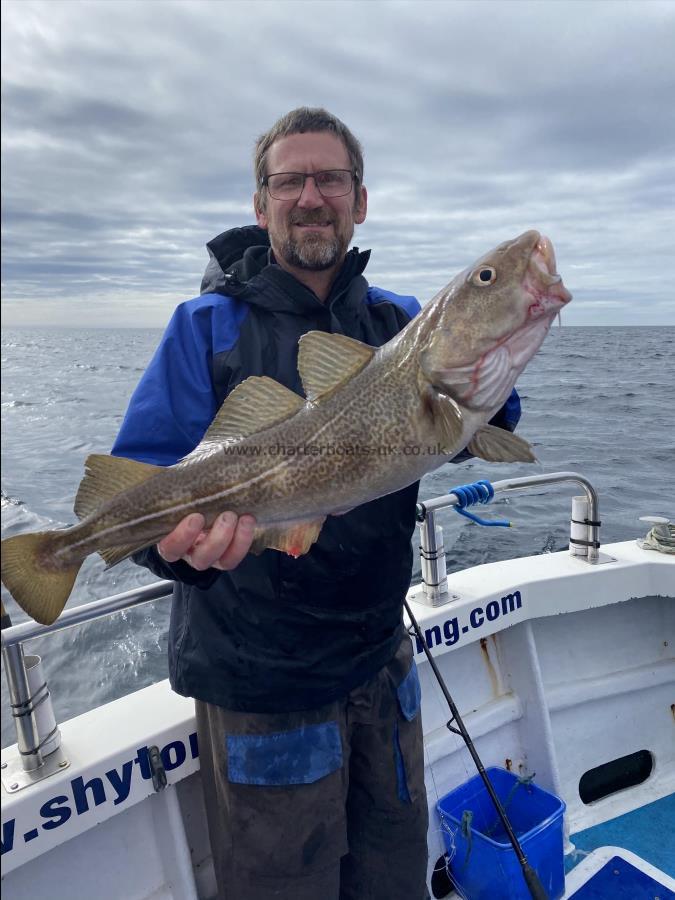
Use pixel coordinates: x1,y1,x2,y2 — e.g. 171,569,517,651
2,471,674,899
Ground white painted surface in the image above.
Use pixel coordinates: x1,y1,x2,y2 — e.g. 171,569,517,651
1,683,199,875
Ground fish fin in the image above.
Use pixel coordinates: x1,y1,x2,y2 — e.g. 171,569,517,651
298,332,375,403
0,531,82,625
182,377,305,460
422,386,464,452
98,541,152,568
467,425,537,463
74,454,162,520
249,518,326,557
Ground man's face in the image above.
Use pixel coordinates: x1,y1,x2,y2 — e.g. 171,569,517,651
255,131,367,273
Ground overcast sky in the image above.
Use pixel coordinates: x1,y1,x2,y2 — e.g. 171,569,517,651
2,0,674,328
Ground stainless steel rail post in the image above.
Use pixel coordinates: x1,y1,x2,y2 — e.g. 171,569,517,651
415,471,609,606
417,509,455,606
488,471,601,564
1,580,173,791
1,641,44,771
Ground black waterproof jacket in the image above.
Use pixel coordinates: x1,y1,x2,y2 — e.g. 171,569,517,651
112,226,521,712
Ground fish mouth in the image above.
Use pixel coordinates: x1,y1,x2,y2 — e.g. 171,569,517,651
524,234,572,317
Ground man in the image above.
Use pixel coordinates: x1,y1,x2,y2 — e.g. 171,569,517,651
113,108,520,900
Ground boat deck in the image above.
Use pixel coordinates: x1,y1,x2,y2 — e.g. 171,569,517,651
568,794,675,879
564,848,675,900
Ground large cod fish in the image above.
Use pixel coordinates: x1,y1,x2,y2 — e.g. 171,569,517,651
1,230,571,626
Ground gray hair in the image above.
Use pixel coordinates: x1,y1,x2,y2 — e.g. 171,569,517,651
254,107,364,210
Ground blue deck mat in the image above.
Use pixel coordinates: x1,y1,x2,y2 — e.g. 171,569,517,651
570,794,675,878
568,854,675,899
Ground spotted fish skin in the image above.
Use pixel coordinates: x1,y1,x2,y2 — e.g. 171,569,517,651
0,230,571,625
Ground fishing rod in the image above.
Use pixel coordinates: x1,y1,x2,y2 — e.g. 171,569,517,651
403,597,549,900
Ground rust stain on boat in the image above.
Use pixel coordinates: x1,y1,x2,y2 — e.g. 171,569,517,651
480,637,500,697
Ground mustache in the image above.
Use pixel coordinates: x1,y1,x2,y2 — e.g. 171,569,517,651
289,212,335,226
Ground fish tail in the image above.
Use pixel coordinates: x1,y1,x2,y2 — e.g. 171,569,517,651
0,531,82,625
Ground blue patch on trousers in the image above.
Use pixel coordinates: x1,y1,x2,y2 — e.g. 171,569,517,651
397,661,421,721
393,723,411,803
393,662,421,802
226,722,343,786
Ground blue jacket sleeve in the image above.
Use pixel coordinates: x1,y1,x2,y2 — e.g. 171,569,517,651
366,286,421,320
111,301,218,465
489,387,521,433
111,299,222,587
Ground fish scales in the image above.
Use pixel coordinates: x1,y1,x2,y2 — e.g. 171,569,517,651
61,350,431,558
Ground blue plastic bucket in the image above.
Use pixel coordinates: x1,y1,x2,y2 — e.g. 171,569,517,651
436,767,566,900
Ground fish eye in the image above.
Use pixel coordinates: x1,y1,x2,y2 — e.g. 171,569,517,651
472,266,497,286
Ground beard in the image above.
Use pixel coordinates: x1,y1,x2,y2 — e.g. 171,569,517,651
279,233,342,270
276,211,352,271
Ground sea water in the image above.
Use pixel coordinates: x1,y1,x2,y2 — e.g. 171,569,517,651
2,326,673,748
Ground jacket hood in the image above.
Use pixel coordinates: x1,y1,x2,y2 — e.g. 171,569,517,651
200,225,371,314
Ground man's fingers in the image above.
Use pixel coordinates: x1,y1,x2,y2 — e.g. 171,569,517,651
157,512,256,571
186,512,239,570
158,514,205,563
214,515,257,570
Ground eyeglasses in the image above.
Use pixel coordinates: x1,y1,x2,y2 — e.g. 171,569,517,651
263,169,355,201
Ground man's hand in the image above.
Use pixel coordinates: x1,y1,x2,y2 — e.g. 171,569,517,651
158,512,256,571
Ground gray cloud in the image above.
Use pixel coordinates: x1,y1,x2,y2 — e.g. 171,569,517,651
2,0,674,327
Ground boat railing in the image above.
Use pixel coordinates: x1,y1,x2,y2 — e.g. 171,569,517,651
416,470,604,605
1,470,605,788
1,580,174,791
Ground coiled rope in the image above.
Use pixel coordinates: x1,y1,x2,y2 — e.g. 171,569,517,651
642,523,675,554
449,480,511,528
